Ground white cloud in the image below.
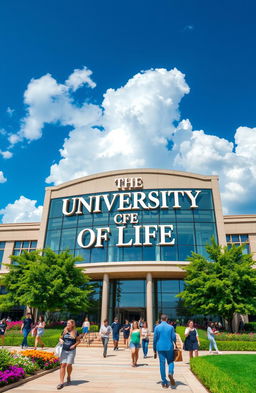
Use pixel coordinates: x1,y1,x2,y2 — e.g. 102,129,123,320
0,171,7,183
6,66,256,214
0,150,13,159
6,107,15,117
0,196,42,223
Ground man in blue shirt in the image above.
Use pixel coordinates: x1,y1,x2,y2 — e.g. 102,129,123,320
153,314,176,388
111,317,122,350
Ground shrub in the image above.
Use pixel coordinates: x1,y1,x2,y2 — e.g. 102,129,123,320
216,333,256,342
0,349,15,371
10,354,39,375
89,324,99,332
6,321,23,331
244,322,256,332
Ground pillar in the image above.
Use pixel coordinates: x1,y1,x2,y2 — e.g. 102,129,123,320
146,272,153,331
101,273,109,325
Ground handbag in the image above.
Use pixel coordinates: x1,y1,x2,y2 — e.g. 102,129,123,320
174,348,183,362
54,343,63,357
31,327,37,337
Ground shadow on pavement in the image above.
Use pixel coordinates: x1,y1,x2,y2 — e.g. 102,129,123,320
68,380,89,386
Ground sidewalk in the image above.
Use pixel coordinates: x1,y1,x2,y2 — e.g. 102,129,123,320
8,346,208,393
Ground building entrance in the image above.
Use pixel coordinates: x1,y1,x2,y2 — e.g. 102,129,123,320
117,307,146,324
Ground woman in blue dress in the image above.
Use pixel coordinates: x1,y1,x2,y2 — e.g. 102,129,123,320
184,320,200,360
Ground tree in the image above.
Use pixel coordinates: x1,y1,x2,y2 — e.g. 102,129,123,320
177,239,256,332
0,249,93,317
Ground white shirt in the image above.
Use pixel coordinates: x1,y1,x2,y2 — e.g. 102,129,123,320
185,327,198,336
100,325,112,338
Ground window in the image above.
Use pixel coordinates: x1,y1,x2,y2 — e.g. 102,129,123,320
13,241,37,256
226,234,250,254
0,242,6,267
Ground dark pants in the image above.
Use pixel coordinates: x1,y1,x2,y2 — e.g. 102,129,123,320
101,337,109,357
142,339,149,356
22,328,31,347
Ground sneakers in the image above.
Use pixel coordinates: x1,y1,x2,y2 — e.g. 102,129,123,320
57,384,64,390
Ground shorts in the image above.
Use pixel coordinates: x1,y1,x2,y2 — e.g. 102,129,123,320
60,349,76,365
130,342,141,349
37,328,44,337
82,327,89,334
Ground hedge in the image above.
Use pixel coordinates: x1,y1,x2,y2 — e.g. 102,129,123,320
244,322,256,332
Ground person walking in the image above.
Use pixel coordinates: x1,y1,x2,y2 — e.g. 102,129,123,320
184,320,200,360
0,319,7,347
129,321,141,367
34,315,46,350
122,319,131,348
20,313,33,349
99,319,112,358
153,314,176,389
141,321,150,358
207,322,221,354
82,317,90,343
57,319,80,390
111,317,122,350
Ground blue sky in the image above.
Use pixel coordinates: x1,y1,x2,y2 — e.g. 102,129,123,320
0,0,256,222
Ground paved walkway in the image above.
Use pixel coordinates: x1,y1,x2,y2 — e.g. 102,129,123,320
9,346,208,393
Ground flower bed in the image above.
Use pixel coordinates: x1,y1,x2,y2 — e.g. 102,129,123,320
6,321,23,331
0,349,59,388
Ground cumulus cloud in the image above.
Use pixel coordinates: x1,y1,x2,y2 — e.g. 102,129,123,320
0,171,7,183
6,66,256,214
0,150,13,159
0,196,42,223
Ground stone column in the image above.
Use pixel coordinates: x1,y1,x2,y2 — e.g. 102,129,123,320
101,273,109,324
146,272,153,331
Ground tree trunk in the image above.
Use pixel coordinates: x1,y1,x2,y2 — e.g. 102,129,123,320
227,316,234,333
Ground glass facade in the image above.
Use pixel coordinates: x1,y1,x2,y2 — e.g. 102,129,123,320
87,280,102,324
153,279,185,321
45,188,217,263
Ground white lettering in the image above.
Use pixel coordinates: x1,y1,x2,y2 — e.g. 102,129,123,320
148,191,160,209
144,225,158,246
62,198,77,216
118,193,132,211
159,225,175,245
133,192,148,210
95,227,111,248
117,226,133,247
185,190,201,208
77,228,96,248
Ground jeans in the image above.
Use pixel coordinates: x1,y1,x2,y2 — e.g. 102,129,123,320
158,350,174,384
209,337,218,352
142,339,149,356
101,337,109,357
22,328,31,347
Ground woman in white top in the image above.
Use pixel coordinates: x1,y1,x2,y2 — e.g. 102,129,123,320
34,315,46,349
184,320,200,360
141,321,150,358
82,317,90,343
207,322,221,354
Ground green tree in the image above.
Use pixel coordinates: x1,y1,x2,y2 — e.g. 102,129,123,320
178,239,256,332
0,249,93,316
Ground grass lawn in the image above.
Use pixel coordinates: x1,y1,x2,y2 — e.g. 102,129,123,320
3,328,64,347
191,354,256,393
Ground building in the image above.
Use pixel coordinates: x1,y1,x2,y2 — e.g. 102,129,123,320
0,169,255,330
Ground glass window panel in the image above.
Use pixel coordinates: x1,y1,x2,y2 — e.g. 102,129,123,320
108,226,119,246
117,293,145,308
160,280,180,293
0,250,4,263
29,249,36,253
196,245,210,258
93,212,109,226
178,245,195,260
117,280,145,293
77,214,93,227
91,247,107,263
75,248,91,263
123,247,143,261
176,209,194,222
177,223,195,244
195,222,217,245
195,190,213,209
179,280,185,292
159,209,176,223
193,210,215,222
14,241,22,249
226,235,231,242
161,245,178,261
22,241,30,248
60,228,77,250
0,242,5,249
49,199,63,218
143,246,159,261
240,234,249,242
12,250,20,256
108,246,123,262
160,293,179,308
62,215,78,228
143,210,160,223
30,241,37,248
45,230,61,250
47,218,63,231
242,244,250,254
231,234,239,242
